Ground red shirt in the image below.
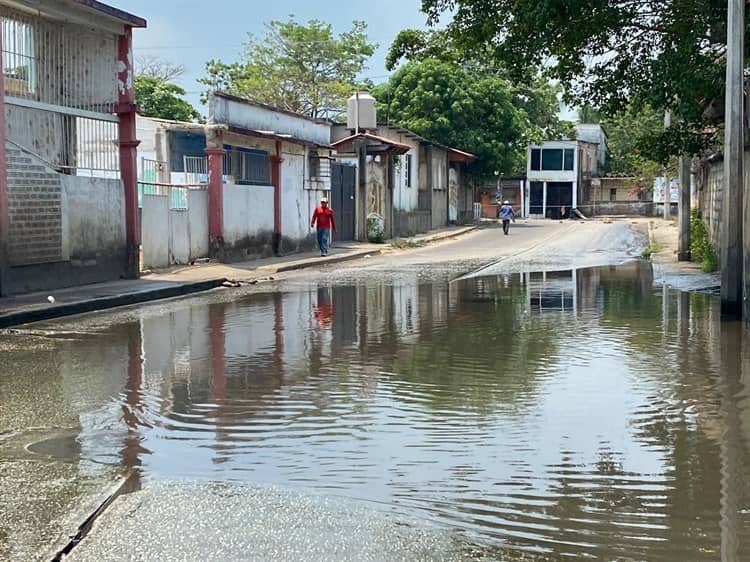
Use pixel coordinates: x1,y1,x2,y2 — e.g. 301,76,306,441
311,205,336,231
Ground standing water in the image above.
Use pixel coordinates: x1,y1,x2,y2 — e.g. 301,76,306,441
1,261,750,561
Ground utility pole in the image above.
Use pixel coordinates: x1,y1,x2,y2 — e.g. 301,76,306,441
678,155,691,261
721,0,744,319
663,110,671,221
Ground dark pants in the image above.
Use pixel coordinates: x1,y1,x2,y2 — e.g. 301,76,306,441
316,228,330,255
502,219,511,235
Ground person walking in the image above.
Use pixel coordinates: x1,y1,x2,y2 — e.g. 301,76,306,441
311,196,336,256
499,200,515,235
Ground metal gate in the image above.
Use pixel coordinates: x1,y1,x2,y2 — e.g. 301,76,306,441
330,163,356,241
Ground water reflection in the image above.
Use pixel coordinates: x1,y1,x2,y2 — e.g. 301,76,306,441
3,263,750,560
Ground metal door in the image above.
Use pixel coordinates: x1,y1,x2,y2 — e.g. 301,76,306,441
330,163,355,241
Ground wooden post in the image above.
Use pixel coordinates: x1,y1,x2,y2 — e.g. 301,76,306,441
678,155,691,260
721,0,744,319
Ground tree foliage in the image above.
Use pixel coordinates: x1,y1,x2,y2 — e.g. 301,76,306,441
420,0,731,159
135,76,200,122
199,19,376,119
374,59,546,179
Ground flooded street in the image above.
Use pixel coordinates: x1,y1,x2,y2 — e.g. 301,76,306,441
2,225,750,561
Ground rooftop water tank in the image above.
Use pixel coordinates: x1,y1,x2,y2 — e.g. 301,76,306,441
347,92,377,131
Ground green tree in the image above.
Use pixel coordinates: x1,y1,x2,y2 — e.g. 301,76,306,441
373,59,533,179
135,76,200,122
420,0,729,160
199,19,376,119
600,104,669,179
385,28,573,142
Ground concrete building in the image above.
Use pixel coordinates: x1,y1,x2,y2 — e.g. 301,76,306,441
0,0,146,295
206,92,335,260
525,124,606,219
331,123,475,239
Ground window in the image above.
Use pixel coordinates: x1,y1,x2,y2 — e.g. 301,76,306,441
308,150,320,178
531,147,576,171
224,146,270,185
610,188,617,202
541,149,563,170
405,154,412,187
563,149,575,171
2,18,36,96
530,148,541,171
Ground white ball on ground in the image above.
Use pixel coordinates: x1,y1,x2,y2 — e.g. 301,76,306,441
47,296,55,303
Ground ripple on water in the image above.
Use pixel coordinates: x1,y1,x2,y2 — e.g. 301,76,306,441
46,265,750,561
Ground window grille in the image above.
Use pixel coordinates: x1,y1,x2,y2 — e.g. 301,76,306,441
224,147,270,185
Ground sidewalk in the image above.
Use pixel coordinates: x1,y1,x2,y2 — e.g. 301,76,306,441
0,225,477,328
647,218,720,292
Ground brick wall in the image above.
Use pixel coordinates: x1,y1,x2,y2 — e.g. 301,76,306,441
6,147,63,265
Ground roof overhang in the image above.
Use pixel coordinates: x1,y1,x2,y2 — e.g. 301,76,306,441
3,0,146,31
227,125,332,149
448,148,477,163
331,132,411,156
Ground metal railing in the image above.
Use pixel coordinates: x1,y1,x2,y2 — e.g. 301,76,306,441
1,7,119,114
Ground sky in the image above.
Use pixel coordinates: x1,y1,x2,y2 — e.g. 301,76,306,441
112,0,430,110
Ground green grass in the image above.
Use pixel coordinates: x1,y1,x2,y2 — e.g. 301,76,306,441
641,241,662,259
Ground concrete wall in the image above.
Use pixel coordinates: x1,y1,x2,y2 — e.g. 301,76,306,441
578,201,660,217
222,183,275,259
280,142,324,249
6,106,71,165
377,127,420,212
430,146,448,229
62,175,125,264
366,156,389,218
6,149,127,293
221,134,326,254
393,210,432,237
170,210,190,264
211,94,330,146
141,188,209,269
6,146,64,265
142,194,170,269
188,189,209,259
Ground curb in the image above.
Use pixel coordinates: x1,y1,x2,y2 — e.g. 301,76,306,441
418,226,477,244
49,472,141,561
275,249,383,273
0,278,226,329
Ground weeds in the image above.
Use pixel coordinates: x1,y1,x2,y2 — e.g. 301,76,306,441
391,238,426,249
690,210,718,272
641,242,662,259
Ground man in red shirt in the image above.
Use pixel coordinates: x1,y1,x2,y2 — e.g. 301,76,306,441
311,196,336,256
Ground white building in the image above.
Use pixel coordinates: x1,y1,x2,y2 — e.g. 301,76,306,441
525,124,606,218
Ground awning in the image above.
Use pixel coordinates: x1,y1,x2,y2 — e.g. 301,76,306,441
448,148,477,163
331,132,411,156
227,125,332,149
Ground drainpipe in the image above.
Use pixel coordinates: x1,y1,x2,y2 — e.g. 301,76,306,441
271,140,283,255
117,27,141,279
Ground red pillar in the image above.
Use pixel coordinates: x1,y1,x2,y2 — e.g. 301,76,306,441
271,140,282,255
117,27,141,279
0,22,10,296
206,147,225,260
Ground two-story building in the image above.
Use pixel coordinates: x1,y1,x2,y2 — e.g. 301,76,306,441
0,0,146,295
525,124,606,219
